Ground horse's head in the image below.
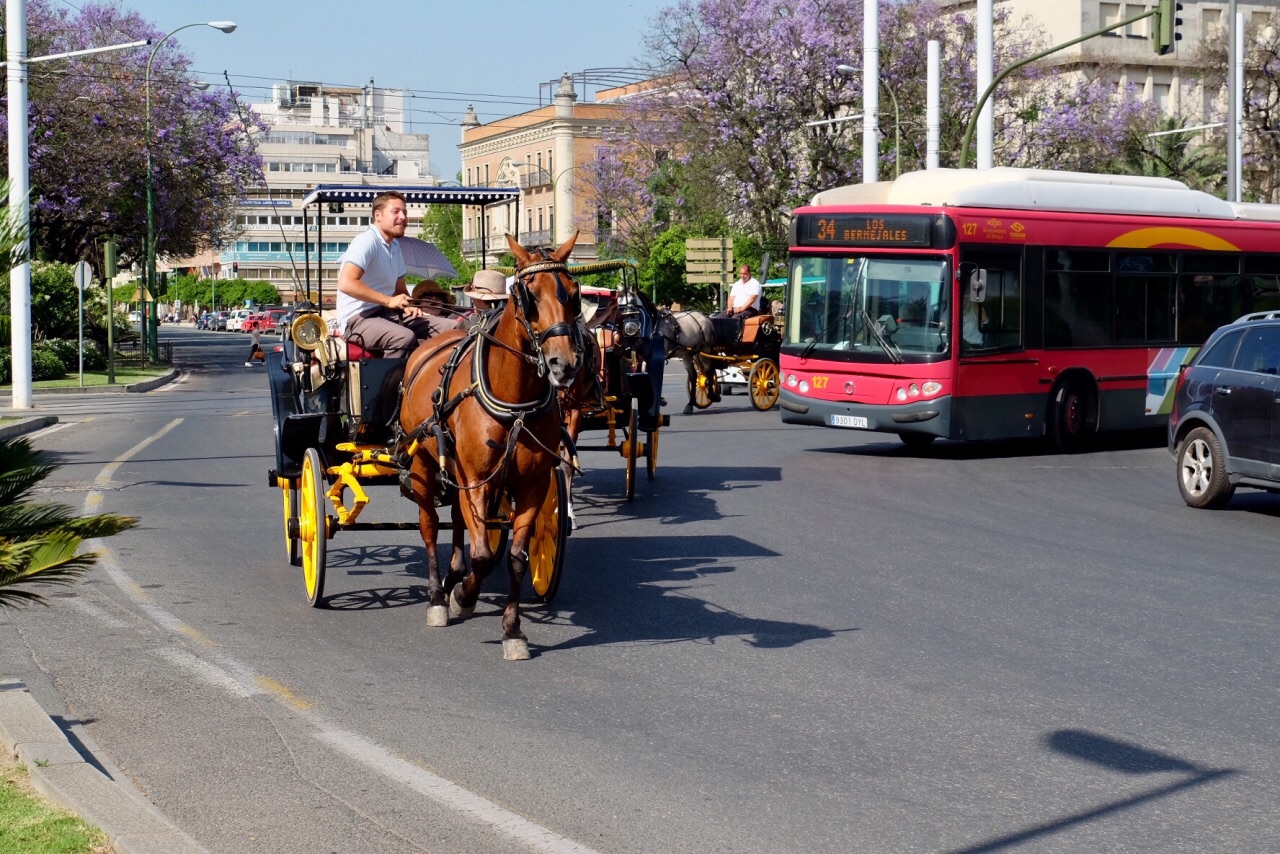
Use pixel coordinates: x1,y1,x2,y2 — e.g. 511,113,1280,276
506,232,582,388
655,310,681,359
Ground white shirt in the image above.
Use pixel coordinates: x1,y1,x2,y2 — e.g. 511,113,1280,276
336,226,406,330
729,276,762,311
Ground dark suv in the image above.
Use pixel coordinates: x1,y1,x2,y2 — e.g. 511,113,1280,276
1169,311,1280,508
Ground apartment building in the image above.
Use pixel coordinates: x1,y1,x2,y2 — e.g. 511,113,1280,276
942,0,1280,122
459,72,650,265
208,81,436,301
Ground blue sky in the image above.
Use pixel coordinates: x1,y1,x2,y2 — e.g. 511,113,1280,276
115,0,670,178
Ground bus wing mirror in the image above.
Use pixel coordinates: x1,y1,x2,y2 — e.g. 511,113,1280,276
968,269,988,304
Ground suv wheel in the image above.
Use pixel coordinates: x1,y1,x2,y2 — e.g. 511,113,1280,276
1176,426,1235,509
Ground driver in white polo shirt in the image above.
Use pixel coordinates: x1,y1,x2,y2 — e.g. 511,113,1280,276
336,190,457,358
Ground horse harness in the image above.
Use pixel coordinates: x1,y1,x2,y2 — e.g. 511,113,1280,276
395,256,583,502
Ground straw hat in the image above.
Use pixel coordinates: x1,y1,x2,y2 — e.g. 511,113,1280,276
462,269,510,302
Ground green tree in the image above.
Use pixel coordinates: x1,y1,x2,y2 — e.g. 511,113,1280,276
419,199,475,287
0,438,136,607
1122,116,1228,195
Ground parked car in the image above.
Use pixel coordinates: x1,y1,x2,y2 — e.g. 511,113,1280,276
227,309,253,332
240,312,266,333
196,312,213,330
213,311,230,331
1169,311,1280,508
127,310,142,324
258,309,289,333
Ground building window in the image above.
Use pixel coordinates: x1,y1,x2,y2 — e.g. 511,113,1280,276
466,167,472,185
547,150,553,175
1202,7,1223,34
1153,82,1172,112
538,207,544,230
484,163,490,183
536,151,543,172
528,209,533,232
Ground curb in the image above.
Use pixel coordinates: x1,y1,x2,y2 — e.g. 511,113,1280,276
0,679,207,854
0,415,57,442
6,368,182,396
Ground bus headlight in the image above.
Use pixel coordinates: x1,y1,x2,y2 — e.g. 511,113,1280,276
922,381,942,397
896,388,907,402
787,374,797,387
909,383,920,397
799,380,810,393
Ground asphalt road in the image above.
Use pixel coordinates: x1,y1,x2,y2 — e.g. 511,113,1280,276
2,325,1278,853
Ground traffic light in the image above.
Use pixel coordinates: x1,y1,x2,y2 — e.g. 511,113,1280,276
1153,0,1183,55
232,261,239,274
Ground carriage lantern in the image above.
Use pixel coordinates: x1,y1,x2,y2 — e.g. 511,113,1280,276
618,292,645,340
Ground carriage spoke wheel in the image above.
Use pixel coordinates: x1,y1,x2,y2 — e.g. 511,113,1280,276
748,358,780,411
486,493,513,558
282,478,300,566
690,371,714,409
299,448,329,608
625,406,639,501
646,425,659,480
528,468,569,603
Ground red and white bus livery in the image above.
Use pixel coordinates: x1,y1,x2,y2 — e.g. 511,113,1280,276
778,168,1280,450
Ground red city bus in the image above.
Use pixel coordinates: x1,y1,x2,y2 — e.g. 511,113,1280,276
778,167,1280,450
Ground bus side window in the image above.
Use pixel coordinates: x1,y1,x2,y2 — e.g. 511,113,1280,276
960,252,1022,353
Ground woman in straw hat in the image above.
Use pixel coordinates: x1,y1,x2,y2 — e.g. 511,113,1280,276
462,269,511,315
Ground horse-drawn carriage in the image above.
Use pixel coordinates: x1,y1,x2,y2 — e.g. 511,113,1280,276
269,185,584,660
556,260,668,501
659,307,783,414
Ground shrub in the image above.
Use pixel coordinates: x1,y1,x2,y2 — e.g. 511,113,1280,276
31,347,65,381
38,338,105,372
0,346,9,385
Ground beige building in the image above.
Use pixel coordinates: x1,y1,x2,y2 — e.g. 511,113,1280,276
942,0,1280,121
459,73,649,265
191,81,437,301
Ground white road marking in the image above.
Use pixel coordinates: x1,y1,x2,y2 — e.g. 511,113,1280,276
64,596,129,629
155,647,255,699
316,729,602,854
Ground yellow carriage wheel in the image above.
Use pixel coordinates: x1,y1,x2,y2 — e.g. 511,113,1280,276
624,406,639,502
749,358,781,411
689,371,713,409
486,493,512,558
528,468,568,603
282,478,300,566
646,423,659,480
299,448,329,608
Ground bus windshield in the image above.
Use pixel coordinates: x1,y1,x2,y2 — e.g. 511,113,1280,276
785,255,950,360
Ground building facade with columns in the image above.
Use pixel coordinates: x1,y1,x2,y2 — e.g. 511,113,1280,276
459,73,642,265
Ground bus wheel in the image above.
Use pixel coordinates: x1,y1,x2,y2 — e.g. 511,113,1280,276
1049,380,1094,453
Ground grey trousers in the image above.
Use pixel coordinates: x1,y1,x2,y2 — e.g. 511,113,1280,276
345,308,460,359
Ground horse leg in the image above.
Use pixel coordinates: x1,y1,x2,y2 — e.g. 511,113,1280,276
500,483,543,661
449,488,497,621
682,352,696,415
410,456,449,628
442,494,467,597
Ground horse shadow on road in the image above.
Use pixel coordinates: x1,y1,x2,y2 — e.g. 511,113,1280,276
568,464,783,527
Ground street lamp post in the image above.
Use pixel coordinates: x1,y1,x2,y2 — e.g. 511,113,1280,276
145,20,235,360
837,64,900,179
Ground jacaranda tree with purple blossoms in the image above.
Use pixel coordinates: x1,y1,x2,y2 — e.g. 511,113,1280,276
588,0,1159,259
0,1,263,271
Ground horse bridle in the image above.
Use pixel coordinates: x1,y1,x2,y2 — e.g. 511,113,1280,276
511,254,583,377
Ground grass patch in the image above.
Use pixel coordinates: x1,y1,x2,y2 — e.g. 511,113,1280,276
0,750,109,853
1,365,172,391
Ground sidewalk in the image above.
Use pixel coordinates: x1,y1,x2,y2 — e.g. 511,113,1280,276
0,680,206,854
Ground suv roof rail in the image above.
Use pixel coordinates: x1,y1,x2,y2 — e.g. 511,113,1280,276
1234,311,1280,323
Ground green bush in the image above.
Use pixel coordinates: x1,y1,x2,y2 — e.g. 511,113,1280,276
38,338,105,372
31,347,65,381
0,346,9,385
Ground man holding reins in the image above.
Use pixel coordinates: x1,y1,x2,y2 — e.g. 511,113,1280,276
336,190,457,359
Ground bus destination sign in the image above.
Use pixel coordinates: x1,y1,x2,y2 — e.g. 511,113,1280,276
799,214,935,248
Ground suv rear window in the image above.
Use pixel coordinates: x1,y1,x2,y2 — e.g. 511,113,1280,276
1197,329,1243,369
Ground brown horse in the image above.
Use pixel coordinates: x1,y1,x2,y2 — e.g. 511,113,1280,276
399,233,582,660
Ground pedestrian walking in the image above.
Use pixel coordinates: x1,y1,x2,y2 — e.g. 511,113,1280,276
246,326,263,367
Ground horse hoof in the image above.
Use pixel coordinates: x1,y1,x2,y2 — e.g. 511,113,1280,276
426,604,449,627
503,638,531,661
449,586,475,619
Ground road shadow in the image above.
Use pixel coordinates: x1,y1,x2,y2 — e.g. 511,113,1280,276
570,464,782,526
946,728,1237,853
809,427,1167,462
527,533,855,654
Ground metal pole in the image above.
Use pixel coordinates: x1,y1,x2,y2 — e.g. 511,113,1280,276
104,240,116,384
977,0,994,169
927,40,940,170
862,0,879,183
1227,0,1239,201
1232,9,1245,202
78,275,83,387
7,0,31,409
